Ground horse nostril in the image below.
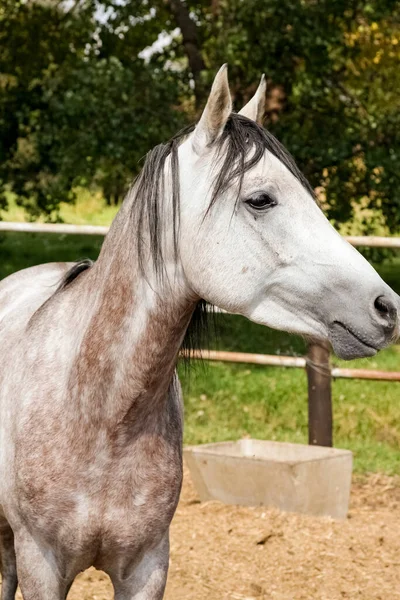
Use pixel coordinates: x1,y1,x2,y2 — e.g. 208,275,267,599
374,295,398,329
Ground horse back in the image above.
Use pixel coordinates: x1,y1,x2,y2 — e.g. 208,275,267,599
0,262,71,327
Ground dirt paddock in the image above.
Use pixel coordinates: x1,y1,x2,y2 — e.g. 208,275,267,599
7,467,400,600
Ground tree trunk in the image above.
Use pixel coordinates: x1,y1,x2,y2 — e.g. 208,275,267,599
164,0,206,109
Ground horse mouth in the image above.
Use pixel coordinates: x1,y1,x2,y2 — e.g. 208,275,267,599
329,321,378,360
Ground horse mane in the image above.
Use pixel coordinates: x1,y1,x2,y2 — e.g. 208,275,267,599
57,259,93,291
60,113,314,358
130,113,315,279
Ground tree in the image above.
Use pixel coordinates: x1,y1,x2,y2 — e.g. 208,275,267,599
1,0,399,232
141,0,400,231
188,0,400,231
0,0,185,215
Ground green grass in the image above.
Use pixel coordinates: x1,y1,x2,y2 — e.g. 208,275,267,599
0,232,104,280
0,227,400,475
1,188,119,226
179,344,400,475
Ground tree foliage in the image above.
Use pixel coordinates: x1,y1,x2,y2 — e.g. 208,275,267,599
0,0,399,230
0,0,185,214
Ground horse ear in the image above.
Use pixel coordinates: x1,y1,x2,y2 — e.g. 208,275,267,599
192,64,232,154
238,75,266,125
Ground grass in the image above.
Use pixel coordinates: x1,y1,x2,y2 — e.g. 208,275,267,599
1,188,119,226
0,232,104,280
179,321,400,475
1,196,400,474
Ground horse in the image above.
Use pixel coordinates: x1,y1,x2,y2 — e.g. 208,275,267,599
0,65,398,599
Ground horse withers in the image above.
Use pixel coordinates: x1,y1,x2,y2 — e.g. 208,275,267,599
0,66,398,599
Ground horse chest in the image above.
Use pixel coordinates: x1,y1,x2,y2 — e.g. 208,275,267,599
15,429,182,564
100,448,183,541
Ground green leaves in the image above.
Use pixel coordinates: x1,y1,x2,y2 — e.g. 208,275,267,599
0,0,185,215
200,0,400,232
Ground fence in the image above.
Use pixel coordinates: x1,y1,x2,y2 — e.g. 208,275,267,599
1,221,400,447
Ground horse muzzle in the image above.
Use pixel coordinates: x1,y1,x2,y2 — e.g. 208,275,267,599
328,293,399,360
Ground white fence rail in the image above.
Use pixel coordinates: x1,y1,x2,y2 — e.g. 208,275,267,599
1,221,400,248
0,222,109,236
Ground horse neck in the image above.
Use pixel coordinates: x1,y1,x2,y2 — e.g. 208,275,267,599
70,200,196,430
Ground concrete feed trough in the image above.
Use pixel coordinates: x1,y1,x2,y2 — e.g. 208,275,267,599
184,439,353,519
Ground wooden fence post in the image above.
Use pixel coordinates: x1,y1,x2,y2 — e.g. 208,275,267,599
306,341,333,447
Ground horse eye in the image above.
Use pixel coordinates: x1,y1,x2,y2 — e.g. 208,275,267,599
245,193,277,211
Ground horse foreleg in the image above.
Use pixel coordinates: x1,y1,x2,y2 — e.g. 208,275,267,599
13,532,68,600
112,533,169,600
0,519,17,600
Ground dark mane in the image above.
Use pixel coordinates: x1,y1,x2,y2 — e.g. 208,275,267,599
131,113,315,279
129,112,315,357
57,259,93,291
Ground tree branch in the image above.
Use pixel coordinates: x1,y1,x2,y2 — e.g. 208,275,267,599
164,0,206,107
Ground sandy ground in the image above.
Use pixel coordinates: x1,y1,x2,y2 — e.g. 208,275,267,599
9,468,400,600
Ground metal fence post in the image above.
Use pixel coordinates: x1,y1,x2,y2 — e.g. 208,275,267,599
306,341,333,447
